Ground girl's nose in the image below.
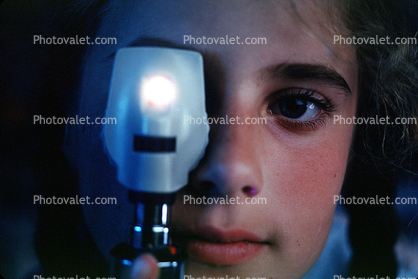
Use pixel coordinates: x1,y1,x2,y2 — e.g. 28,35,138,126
188,121,263,199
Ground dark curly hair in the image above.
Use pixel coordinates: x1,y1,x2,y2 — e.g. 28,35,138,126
332,0,418,277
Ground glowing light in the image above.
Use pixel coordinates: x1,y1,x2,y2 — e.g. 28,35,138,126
142,75,176,107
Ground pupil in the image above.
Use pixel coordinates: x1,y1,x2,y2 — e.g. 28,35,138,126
279,98,307,118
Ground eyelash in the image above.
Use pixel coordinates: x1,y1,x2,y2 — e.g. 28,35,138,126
267,88,336,131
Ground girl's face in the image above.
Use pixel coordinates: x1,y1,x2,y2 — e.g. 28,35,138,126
75,0,358,278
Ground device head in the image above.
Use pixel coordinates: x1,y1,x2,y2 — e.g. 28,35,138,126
104,47,209,193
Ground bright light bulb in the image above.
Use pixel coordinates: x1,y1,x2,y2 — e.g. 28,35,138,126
142,75,176,107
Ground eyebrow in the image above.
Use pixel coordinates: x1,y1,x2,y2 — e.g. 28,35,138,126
266,63,352,95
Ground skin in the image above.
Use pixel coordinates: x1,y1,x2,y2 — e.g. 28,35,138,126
73,0,358,278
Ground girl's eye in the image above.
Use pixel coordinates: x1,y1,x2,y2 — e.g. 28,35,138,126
269,97,320,120
267,89,335,131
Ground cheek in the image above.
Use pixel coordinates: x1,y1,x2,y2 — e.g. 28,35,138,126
275,136,349,208
263,120,353,203
260,122,353,267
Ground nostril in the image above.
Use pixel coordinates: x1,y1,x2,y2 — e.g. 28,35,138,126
243,186,258,196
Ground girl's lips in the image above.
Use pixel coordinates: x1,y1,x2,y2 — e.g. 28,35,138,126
187,239,267,265
175,226,269,265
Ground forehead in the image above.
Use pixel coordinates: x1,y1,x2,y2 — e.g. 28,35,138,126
98,1,349,53
86,0,356,93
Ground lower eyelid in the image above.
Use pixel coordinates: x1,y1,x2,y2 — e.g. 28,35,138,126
278,115,328,131
269,109,333,132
